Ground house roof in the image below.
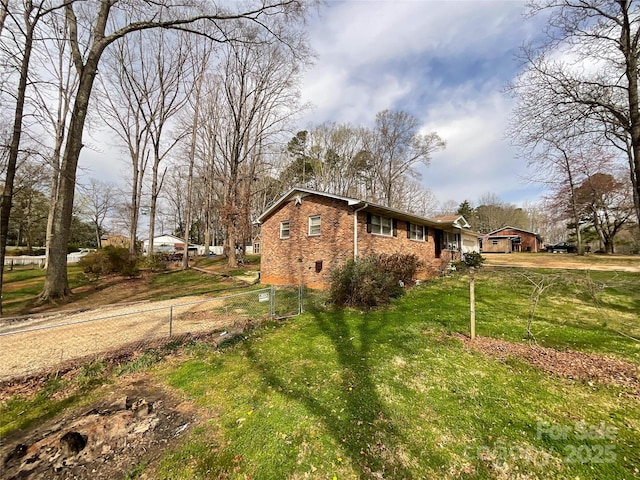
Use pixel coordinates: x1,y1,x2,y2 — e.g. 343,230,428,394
431,214,471,229
143,234,185,245
485,226,542,238
256,187,476,232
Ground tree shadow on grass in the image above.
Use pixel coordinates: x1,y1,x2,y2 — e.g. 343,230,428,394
243,307,431,479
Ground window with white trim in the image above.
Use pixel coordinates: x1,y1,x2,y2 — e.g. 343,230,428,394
280,221,290,239
409,223,425,241
370,214,393,236
308,215,321,236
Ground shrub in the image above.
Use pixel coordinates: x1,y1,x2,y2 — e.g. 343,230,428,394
142,253,168,272
377,253,420,286
78,246,139,278
462,251,485,268
329,253,421,308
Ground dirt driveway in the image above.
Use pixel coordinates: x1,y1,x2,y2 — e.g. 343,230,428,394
482,253,640,272
0,292,261,381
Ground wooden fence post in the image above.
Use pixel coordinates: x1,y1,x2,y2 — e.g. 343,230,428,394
470,268,476,339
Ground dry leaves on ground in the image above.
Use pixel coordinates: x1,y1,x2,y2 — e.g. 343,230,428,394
457,334,640,396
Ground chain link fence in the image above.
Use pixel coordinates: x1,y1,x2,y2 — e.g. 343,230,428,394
0,286,304,381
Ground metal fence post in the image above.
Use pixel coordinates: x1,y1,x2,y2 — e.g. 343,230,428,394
299,283,303,314
169,306,173,337
270,285,275,318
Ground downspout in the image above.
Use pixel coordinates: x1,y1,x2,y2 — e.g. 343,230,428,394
353,203,368,261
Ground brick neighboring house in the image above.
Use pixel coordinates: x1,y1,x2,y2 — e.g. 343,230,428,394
256,188,478,288
482,226,544,253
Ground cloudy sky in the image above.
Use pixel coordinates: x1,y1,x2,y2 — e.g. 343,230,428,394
297,0,546,207
81,1,547,209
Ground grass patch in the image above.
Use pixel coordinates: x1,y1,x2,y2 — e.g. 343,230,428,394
148,270,229,299
1,266,90,315
193,255,260,273
154,270,640,479
0,376,83,436
414,268,640,362
123,461,149,479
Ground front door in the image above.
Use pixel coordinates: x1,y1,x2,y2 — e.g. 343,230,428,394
434,229,443,258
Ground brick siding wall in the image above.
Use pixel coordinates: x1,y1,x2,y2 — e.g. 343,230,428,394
357,217,438,279
260,193,448,288
260,195,354,288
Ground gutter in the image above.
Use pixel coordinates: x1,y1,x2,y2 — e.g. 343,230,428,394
353,203,368,261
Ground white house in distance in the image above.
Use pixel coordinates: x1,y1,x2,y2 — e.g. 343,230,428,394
143,235,191,255
142,235,253,256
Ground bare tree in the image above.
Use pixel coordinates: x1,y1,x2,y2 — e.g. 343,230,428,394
193,77,226,255
138,30,198,259
76,178,116,248
180,37,213,269
207,23,309,267
522,0,640,229
98,35,152,254
277,119,442,214
507,48,613,253
371,109,445,208
40,0,312,300
9,158,50,253
0,0,68,312
30,8,79,268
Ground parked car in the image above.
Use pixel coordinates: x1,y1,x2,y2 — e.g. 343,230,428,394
546,242,577,253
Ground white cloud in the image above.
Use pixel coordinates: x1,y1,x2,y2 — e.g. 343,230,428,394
299,0,547,205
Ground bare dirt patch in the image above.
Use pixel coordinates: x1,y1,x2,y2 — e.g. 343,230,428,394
0,327,252,480
482,253,640,272
457,334,640,396
0,372,197,480
0,292,241,380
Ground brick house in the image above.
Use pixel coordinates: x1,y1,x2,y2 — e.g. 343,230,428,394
482,226,544,253
431,215,482,254
256,188,479,288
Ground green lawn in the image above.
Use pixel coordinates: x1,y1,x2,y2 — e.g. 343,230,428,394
1,266,638,478
1,265,90,314
0,260,255,316
152,269,640,479
416,268,640,363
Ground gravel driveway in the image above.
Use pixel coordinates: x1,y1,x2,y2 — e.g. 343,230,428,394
0,293,258,381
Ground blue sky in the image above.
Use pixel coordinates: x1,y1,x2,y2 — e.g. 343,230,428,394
81,1,548,209
297,0,547,207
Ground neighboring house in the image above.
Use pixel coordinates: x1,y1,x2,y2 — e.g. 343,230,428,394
100,234,130,249
256,188,478,288
252,235,261,255
143,234,189,255
482,226,544,253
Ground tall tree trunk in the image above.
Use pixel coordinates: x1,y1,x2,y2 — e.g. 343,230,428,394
44,134,63,269
562,152,584,255
225,167,239,268
182,72,204,269
41,53,101,299
130,164,141,255
0,6,35,313
148,166,159,260
621,2,640,231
